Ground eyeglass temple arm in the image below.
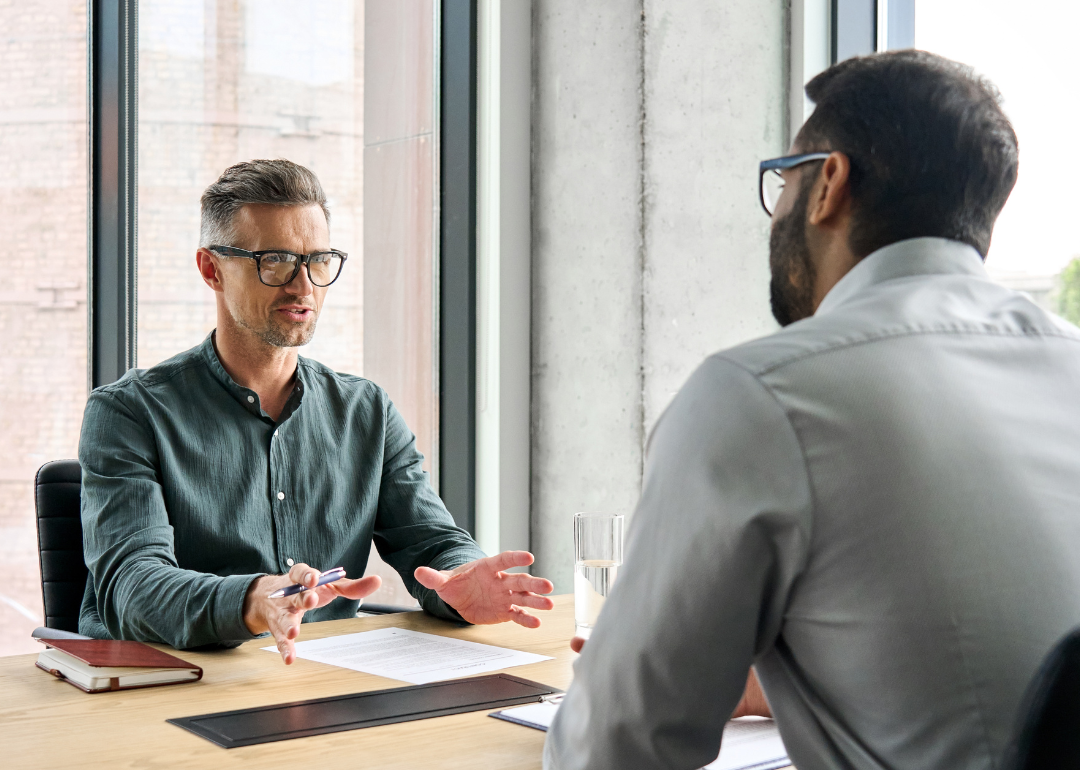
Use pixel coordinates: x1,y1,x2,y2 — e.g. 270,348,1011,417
759,152,832,173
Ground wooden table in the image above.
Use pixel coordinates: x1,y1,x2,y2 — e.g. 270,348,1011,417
3,595,579,769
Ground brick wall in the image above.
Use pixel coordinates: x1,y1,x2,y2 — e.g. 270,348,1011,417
0,0,429,658
0,0,89,656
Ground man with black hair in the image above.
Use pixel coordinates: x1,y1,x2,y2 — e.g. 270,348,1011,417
546,51,1080,770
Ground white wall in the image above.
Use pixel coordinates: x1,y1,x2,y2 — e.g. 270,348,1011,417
531,0,787,591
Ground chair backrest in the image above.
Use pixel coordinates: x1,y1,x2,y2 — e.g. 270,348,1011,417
34,460,86,632
1007,626,1080,770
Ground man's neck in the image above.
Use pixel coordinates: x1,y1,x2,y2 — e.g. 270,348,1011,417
212,323,298,421
808,223,860,313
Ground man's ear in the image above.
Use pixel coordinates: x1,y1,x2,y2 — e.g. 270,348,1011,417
806,151,851,227
196,248,225,293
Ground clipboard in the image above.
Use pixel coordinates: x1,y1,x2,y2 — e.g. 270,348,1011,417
168,673,562,748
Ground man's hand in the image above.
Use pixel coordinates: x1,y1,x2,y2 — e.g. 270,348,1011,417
570,636,772,718
243,564,381,664
414,550,554,628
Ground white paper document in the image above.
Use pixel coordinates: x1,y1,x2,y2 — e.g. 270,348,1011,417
491,703,788,770
263,627,552,684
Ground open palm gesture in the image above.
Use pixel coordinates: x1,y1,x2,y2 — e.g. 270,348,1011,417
414,551,554,627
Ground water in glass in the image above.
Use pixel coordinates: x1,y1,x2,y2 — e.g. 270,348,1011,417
573,512,624,639
574,559,619,638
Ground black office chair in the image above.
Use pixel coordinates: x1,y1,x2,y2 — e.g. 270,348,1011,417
34,459,86,633
33,459,419,629
1006,626,1080,770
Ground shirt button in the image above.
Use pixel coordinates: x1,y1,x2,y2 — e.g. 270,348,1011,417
247,395,255,403
277,491,285,500
286,558,295,567
274,430,279,437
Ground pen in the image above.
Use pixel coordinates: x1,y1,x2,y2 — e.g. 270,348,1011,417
268,567,346,599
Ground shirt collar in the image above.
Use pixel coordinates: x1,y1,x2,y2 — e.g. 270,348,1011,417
199,332,306,421
815,237,989,317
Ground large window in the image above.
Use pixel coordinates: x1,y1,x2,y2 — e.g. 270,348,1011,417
0,0,89,657
137,0,439,606
137,0,367,375
0,0,449,656
915,1,1080,316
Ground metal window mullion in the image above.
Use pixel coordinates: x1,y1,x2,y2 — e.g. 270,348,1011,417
830,0,914,63
89,0,138,390
439,0,479,534
831,0,875,63
883,0,915,50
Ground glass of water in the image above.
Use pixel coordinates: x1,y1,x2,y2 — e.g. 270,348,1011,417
573,512,624,639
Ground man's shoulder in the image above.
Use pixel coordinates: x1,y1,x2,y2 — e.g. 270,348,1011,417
710,317,861,380
718,274,1080,379
91,342,208,402
295,357,387,403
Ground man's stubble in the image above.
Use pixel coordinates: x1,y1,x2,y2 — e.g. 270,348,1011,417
768,176,818,328
233,299,320,349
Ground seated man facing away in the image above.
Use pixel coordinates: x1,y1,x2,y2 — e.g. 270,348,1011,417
546,51,1080,769
79,159,553,661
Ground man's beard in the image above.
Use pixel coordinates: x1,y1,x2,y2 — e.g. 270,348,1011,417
236,302,319,348
768,182,817,327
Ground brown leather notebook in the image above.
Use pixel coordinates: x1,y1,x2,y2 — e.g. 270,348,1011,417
36,638,203,693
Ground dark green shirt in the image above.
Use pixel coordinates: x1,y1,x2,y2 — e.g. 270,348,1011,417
78,334,484,649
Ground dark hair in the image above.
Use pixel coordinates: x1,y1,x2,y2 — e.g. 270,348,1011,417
799,50,1018,258
200,159,329,247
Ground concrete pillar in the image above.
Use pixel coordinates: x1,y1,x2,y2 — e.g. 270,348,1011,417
530,0,786,591
531,1,645,590
640,0,785,430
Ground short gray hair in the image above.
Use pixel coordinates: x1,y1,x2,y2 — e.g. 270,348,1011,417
199,159,330,247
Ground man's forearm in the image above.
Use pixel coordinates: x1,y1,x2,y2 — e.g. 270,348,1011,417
92,557,262,649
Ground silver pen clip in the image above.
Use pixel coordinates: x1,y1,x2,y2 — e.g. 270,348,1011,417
540,694,565,704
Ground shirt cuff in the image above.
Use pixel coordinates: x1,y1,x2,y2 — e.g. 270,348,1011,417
427,545,487,573
418,588,469,623
215,573,266,643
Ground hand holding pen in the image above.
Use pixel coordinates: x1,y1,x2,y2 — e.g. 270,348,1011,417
268,566,347,598
243,563,383,665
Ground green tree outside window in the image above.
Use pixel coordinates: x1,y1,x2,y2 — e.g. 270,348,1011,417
1057,257,1080,326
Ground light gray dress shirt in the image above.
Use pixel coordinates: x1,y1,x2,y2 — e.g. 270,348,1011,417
545,238,1080,770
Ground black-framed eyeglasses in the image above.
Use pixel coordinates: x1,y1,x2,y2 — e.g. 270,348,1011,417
758,153,831,217
209,245,348,287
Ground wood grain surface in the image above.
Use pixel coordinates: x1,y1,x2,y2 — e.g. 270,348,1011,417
3,593,793,770
3,595,577,769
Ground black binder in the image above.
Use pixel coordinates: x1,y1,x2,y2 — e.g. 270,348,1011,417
168,673,562,748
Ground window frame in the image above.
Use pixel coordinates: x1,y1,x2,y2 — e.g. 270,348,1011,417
789,0,915,143
88,0,138,390
831,0,915,64
439,0,479,534
87,0,481,533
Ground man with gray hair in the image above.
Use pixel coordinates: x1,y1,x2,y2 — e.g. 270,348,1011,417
78,159,553,660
